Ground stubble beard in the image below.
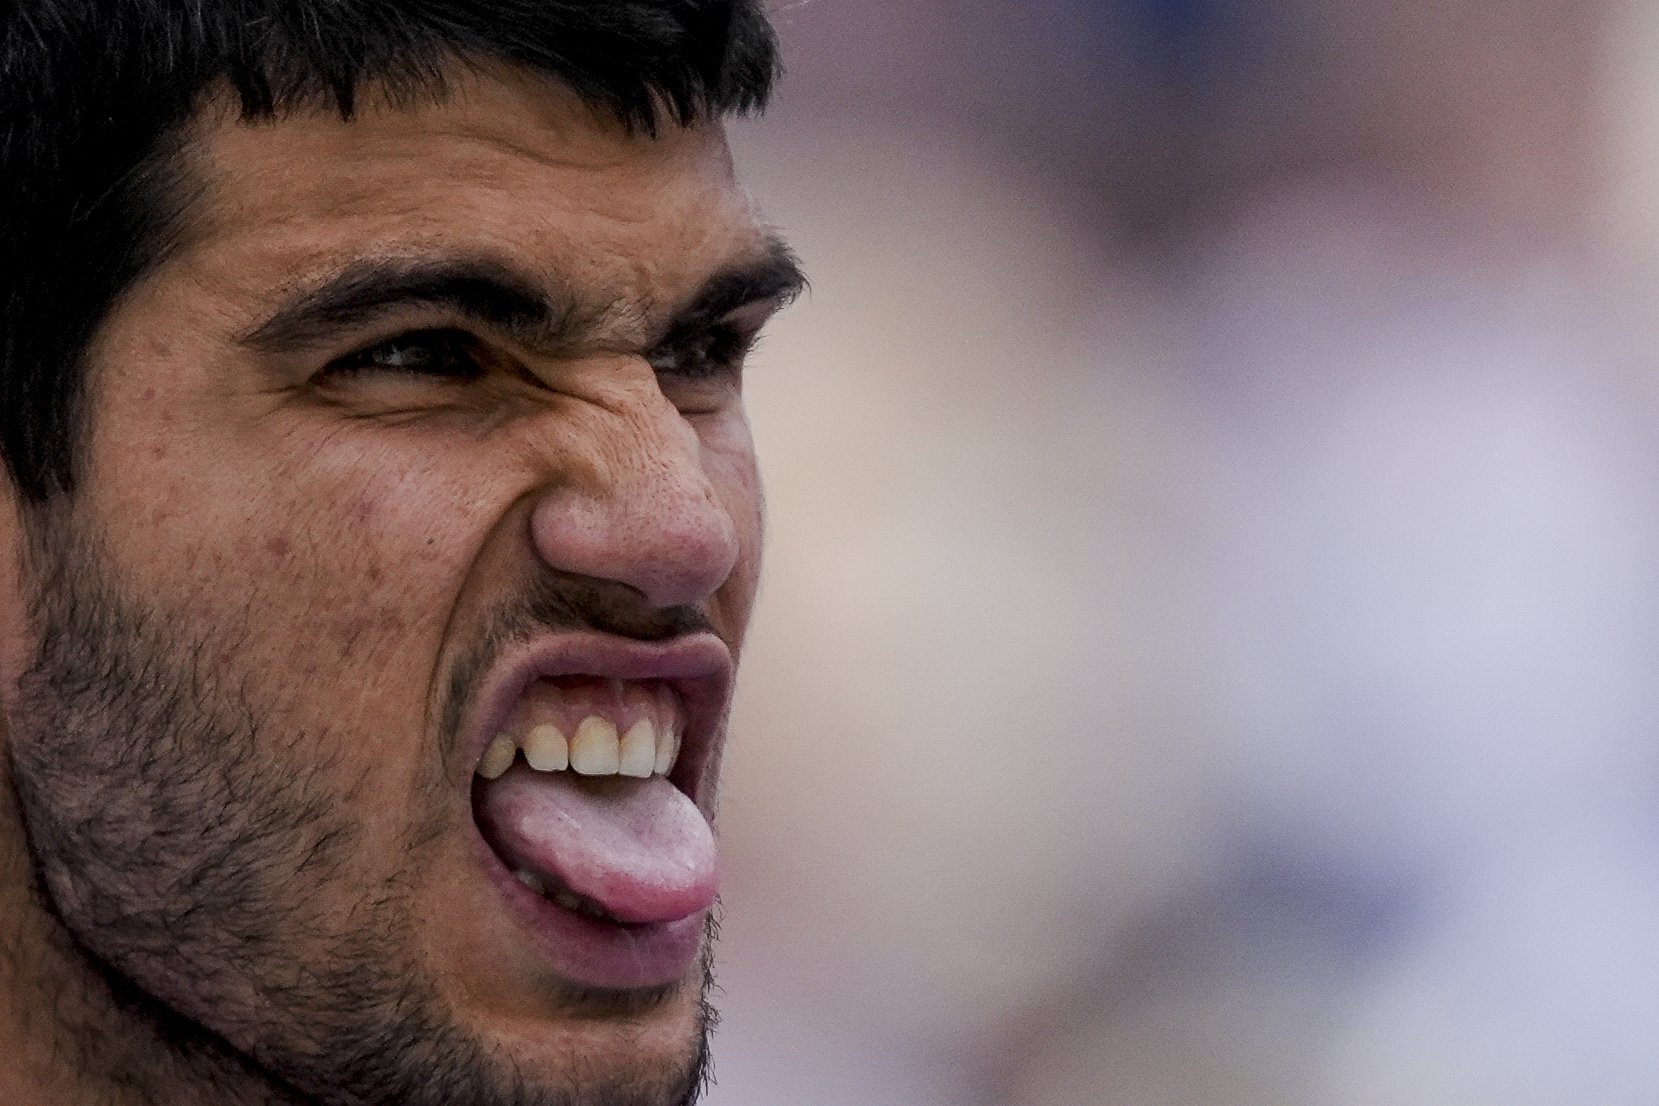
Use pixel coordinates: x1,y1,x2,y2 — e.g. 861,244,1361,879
2,513,715,1106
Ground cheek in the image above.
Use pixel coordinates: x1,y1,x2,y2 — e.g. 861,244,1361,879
254,460,500,664
93,434,498,690
702,420,764,620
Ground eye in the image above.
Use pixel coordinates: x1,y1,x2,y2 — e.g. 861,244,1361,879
321,327,487,381
648,322,759,381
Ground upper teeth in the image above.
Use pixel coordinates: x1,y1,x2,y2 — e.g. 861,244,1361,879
475,716,682,781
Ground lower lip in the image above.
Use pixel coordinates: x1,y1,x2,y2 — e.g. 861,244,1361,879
471,830,708,991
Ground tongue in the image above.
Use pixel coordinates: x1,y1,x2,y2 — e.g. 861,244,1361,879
475,767,718,925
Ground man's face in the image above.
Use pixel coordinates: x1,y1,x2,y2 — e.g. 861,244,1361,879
0,66,793,1105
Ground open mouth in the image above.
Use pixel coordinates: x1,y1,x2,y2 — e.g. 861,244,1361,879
469,674,717,926
457,636,731,988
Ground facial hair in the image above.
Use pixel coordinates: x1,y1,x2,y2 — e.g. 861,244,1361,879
3,515,715,1106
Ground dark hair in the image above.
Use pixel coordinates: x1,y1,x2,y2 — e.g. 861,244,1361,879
0,1,780,502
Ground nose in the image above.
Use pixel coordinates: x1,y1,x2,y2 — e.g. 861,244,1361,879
527,403,740,611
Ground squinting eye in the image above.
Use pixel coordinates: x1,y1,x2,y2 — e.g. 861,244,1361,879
649,323,758,381
323,328,486,380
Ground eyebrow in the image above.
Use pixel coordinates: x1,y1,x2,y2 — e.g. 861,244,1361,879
240,237,807,358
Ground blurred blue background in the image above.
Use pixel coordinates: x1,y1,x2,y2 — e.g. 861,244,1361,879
712,2,1659,1102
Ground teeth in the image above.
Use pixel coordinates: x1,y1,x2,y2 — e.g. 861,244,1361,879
618,719,656,778
552,887,615,922
476,735,518,780
569,715,621,775
655,727,681,776
523,722,569,772
476,715,681,781
513,869,612,923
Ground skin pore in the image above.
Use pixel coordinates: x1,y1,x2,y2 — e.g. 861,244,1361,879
0,64,797,1106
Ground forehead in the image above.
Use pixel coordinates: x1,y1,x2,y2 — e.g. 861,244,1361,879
175,66,762,324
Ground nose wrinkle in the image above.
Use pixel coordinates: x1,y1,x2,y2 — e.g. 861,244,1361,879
529,418,739,610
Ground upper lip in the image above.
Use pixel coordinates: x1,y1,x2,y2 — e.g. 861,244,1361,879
457,631,734,806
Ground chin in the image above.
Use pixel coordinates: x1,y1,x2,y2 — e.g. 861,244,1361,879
488,983,713,1106
434,917,716,1100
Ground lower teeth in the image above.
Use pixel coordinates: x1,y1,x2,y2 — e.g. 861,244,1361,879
516,872,614,922
556,889,617,922
513,868,548,896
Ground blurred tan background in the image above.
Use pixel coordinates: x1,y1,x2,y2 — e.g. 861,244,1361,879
709,2,1659,1103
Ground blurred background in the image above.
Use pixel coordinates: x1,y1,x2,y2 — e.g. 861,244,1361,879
710,2,1659,1103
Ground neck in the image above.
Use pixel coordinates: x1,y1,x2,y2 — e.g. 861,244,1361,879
0,754,291,1106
